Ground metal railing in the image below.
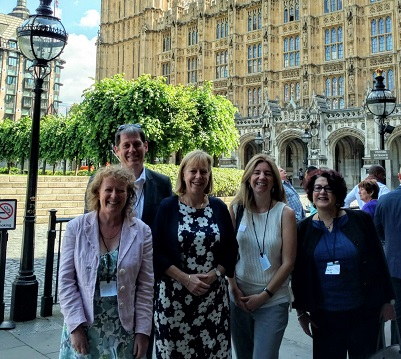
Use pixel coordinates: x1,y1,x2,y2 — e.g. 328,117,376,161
40,210,73,317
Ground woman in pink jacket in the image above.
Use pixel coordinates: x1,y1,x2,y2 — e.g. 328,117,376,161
59,165,154,358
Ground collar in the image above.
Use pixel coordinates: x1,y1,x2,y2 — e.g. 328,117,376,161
136,167,146,183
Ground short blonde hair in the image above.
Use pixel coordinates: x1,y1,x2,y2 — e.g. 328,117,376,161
87,165,137,216
175,150,214,195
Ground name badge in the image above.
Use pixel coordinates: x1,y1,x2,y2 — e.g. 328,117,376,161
238,224,247,232
100,281,117,297
325,261,340,275
259,253,271,271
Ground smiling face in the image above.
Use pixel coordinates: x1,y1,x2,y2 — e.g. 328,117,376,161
249,161,274,196
98,176,129,216
182,160,210,196
114,132,148,172
312,176,336,210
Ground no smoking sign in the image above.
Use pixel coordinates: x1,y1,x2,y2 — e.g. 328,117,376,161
0,199,17,230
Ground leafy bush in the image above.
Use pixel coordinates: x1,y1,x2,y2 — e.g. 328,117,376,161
0,167,21,174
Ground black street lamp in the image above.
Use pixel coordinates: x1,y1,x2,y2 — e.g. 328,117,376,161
366,68,396,169
10,0,67,322
301,128,312,166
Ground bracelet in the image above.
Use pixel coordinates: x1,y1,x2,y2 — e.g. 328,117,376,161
186,275,191,287
297,312,306,319
262,287,274,297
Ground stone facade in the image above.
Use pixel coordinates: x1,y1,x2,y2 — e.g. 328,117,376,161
96,0,401,189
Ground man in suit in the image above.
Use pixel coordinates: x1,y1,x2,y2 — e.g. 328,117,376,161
278,167,305,222
374,168,401,344
344,164,389,209
85,123,172,358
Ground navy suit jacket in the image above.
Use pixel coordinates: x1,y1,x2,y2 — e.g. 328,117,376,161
374,185,401,279
84,167,172,229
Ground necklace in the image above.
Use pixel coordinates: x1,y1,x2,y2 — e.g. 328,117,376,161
180,195,207,209
318,215,334,230
99,225,121,240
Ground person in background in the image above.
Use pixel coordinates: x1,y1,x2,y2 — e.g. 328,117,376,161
59,165,154,358
375,168,401,345
152,150,238,358
229,154,297,359
292,169,395,359
278,167,305,222
84,123,172,358
304,165,318,216
358,179,379,218
298,168,304,187
344,164,389,209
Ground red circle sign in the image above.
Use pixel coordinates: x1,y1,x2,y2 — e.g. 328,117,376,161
0,203,14,219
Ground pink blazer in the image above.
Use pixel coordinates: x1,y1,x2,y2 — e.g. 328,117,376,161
58,211,154,335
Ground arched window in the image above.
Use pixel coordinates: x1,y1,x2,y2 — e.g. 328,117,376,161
325,27,343,61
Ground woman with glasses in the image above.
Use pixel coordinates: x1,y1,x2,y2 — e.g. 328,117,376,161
228,154,297,359
59,165,154,358
152,150,238,358
292,169,395,359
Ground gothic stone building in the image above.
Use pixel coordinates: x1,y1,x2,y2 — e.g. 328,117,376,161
96,0,401,189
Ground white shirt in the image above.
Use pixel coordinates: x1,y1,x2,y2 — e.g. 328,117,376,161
344,181,390,209
134,168,146,219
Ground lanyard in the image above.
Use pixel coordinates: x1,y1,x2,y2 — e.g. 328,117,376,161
251,197,273,257
323,225,337,263
99,227,121,283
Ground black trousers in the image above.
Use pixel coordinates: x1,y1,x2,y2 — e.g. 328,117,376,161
310,307,381,359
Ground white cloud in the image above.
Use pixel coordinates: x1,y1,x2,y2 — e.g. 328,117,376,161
79,9,100,28
59,34,97,106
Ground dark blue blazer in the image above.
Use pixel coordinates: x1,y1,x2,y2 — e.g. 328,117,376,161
152,195,238,279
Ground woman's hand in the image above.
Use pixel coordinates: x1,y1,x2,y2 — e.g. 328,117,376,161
240,293,266,312
187,273,211,296
230,286,249,312
381,303,396,321
134,333,149,358
297,312,317,338
70,325,88,355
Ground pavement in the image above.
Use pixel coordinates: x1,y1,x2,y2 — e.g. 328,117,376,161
0,192,364,358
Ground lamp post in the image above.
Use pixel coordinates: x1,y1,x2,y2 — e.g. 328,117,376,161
301,128,312,166
365,68,396,169
10,0,67,322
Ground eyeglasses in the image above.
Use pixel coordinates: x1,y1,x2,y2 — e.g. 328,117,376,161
117,123,141,132
313,185,334,193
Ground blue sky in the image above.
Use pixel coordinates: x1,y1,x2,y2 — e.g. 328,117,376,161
1,0,101,110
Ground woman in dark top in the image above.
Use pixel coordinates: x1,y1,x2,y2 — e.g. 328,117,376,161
152,149,238,358
292,169,395,359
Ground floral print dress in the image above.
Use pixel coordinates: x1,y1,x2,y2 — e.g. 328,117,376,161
59,248,134,359
154,202,231,359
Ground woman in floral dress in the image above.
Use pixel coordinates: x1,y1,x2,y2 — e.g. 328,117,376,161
58,166,154,358
152,150,238,358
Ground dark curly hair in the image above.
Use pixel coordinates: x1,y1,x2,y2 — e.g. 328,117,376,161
305,169,348,207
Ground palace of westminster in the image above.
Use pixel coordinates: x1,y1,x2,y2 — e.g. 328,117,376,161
95,0,401,189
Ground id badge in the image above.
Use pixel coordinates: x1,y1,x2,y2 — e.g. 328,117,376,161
238,224,247,232
259,254,271,271
100,280,117,297
325,261,340,275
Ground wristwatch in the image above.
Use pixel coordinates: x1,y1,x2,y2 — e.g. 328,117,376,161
213,268,222,278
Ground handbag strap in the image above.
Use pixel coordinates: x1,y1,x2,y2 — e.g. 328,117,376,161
376,319,401,354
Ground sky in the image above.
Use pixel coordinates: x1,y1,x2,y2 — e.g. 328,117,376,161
0,0,101,111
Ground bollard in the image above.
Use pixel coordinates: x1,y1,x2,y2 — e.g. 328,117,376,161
40,209,57,317
0,230,15,329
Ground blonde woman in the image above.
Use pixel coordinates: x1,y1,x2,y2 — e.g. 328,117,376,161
152,150,238,358
229,154,297,359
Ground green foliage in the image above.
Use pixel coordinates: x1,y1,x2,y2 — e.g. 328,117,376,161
0,167,21,174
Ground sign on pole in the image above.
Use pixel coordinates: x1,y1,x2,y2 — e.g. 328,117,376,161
0,199,17,230
370,150,390,161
